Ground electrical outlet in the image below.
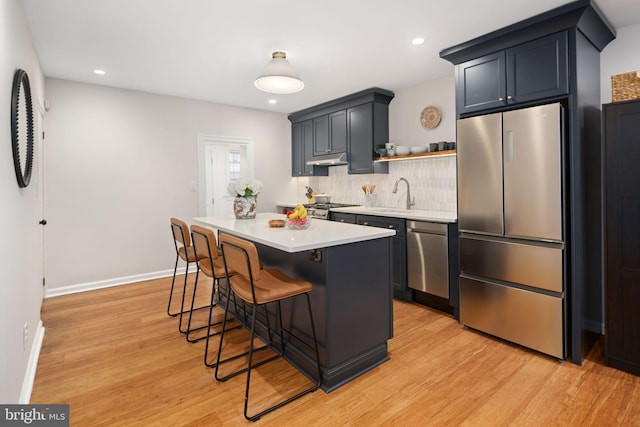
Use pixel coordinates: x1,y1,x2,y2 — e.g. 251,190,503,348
23,323,28,350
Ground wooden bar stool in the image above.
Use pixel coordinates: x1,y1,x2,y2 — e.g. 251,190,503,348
214,233,321,422
168,218,208,328
186,225,241,344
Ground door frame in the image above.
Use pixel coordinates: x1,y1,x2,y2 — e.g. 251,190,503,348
196,134,254,216
36,101,46,299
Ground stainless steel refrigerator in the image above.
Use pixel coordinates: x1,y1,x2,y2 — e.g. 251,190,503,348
457,102,566,359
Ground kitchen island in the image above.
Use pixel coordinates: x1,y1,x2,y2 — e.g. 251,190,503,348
193,213,395,392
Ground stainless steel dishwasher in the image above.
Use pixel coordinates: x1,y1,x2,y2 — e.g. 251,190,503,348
406,220,449,298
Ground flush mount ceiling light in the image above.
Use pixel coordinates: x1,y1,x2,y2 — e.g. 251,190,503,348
254,51,304,94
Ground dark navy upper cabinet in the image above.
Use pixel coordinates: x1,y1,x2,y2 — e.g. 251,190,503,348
347,100,391,175
312,115,330,156
347,104,374,174
456,31,568,116
291,120,312,176
291,120,328,177
456,51,507,115
312,111,347,156
506,31,568,105
329,110,347,154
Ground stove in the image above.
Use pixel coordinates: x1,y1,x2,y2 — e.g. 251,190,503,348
304,203,359,220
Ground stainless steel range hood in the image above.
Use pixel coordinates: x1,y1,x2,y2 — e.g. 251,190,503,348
306,152,347,166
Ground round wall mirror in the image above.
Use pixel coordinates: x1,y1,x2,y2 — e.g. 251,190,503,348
11,69,35,188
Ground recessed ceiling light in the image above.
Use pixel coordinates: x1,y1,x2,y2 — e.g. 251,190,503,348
411,37,425,45
268,99,277,104
93,69,106,75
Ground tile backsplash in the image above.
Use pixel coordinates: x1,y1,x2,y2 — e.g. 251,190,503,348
309,156,457,212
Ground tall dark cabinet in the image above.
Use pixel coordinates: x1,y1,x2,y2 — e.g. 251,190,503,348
603,100,640,376
441,0,615,364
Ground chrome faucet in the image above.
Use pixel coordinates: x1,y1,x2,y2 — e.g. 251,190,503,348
392,177,415,210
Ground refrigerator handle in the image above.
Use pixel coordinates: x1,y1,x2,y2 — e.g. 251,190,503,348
506,130,514,161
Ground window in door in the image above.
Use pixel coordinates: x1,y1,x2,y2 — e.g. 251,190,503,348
228,149,241,181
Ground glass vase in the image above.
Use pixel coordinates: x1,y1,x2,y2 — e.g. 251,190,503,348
233,196,257,219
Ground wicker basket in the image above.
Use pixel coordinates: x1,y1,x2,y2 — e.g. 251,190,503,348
612,70,640,102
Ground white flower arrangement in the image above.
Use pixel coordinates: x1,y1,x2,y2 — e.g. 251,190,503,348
228,178,263,198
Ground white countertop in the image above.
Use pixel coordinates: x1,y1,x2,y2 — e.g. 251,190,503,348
193,212,395,253
330,206,458,223
276,202,305,207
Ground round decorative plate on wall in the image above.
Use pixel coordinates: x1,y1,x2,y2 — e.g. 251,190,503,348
420,105,441,129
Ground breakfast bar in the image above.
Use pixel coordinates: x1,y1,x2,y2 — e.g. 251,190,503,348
194,212,395,392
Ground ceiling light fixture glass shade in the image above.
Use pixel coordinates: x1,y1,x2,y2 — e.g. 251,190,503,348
254,51,304,94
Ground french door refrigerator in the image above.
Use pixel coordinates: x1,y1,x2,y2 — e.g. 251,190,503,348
457,102,565,359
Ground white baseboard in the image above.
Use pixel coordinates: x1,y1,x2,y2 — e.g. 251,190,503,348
20,320,45,404
44,265,198,299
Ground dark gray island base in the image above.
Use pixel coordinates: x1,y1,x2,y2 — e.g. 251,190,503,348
221,234,393,392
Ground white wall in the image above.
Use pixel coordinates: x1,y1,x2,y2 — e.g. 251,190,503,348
44,79,292,293
0,0,46,403
388,74,456,147
601,23,640,104
309,75,457,211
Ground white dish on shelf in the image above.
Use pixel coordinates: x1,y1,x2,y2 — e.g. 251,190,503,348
395,146,411,155
410,146,428,154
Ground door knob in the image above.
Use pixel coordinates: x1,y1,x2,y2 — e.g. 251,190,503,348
39,219,47,225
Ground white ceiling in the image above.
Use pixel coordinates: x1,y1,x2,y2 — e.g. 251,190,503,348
21,0,640,114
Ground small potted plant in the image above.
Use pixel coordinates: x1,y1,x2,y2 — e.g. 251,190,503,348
374,147,387,158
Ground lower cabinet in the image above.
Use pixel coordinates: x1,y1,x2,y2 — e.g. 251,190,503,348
357,215,411,303
331,212,411,302
330,212,357,224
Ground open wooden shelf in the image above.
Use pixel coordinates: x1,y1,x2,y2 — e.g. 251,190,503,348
375,149,456,162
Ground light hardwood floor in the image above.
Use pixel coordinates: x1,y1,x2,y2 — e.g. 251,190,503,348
31,274,640,426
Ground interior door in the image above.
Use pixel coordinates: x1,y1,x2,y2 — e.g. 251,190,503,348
457,112,503,235
198,135,254,217
204,145,231,216
36,105,46,300
503,103,563,242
